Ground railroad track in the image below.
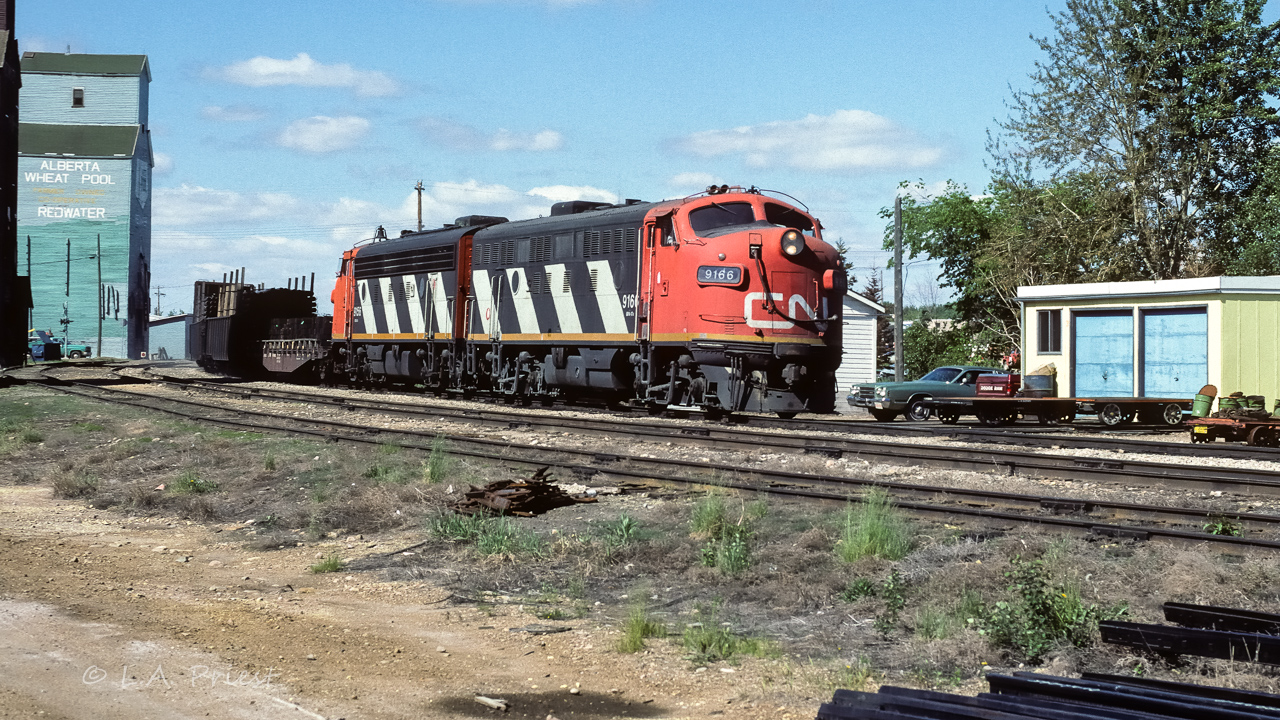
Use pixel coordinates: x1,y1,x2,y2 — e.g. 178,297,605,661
26,374,1280,551
126,371,1280,498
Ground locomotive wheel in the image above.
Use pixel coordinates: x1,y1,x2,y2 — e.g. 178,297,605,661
904,398,932,422
937,411,961,425
869,409,898,422
1247,425,1278,447
1162,403,1185,426
1037,412,1059,426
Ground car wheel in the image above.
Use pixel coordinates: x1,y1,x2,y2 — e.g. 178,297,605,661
68,351,84,359
905,398,931,422
870,409,898,422
1098,403,1130,427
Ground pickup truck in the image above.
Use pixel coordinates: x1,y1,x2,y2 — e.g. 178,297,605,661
847,365,1000,421
28,331,92,360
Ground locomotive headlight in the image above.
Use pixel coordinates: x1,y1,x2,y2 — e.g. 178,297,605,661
781,229,806,256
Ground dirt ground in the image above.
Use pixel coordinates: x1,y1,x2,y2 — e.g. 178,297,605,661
4,378,1280,719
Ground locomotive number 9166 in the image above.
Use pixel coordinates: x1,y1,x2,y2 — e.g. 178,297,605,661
696,265,744,286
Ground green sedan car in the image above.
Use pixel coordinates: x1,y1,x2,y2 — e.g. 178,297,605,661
848,365,1000,422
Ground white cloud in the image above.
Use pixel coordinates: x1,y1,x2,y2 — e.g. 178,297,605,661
676,110,946,173
212,53,399,97
152,152,174,175
527,185,617,204
668,172,721,190
201,105,267,123
277,116,370,153
419,117,564,152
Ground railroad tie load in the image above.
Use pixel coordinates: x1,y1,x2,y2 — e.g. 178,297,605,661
817,670,1280,719
1098,601,1280,666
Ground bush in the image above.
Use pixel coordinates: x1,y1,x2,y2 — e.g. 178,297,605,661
978,555,1126,662
835,490,913,562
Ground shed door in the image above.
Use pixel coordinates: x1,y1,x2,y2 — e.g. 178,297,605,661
1141,307,1207,398
1073,310,1133,397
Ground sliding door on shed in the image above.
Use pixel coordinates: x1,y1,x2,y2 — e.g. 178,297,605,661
1073,309,1134,397
1141,307,1207,398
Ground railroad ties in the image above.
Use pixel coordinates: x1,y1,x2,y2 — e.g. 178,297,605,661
818,671,1280,719
1099,601,1280,666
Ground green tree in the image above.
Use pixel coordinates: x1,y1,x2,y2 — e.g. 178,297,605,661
997,0,1280,278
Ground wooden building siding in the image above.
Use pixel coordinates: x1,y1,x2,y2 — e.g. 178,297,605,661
836,292,883,396
1221,297,1280,407
21,73,142,125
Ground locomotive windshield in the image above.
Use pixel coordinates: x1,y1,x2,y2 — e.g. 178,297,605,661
689,202,755,236
764,203,816,236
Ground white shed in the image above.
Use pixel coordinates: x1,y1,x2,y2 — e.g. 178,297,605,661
837,291,885,396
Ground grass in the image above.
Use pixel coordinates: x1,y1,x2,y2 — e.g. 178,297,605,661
169,469,218,494
618,603,667,653
425,434,452,483
691,493,729,534
602,514,640,558
263,450,277,471
431,512,546,557
835,489,913,562
692,493,752,575
310,553,344,573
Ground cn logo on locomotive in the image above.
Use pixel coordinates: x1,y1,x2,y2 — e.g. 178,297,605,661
743,293,824,329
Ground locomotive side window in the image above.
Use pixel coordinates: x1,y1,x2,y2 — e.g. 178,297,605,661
764,203,815,236
689,202,755,236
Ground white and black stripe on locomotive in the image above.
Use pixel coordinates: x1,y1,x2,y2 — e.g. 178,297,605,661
350,224,468,338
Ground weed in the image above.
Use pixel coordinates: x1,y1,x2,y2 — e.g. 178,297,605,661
836,489,913,562
431,512,488,541
693,495,752,575
425,435,452,484
537,608,569,621
310,553,344,573
566,575,586,600
170,469,217,494
977,555,1127,662
874,570,907,634
618,604,667,653
52,471,97,498
834,658,876,691
602,514,640,558
264,450,277,472
74,422,105,433
839,578,878,602
1203,514,1243,537
746,498,769,521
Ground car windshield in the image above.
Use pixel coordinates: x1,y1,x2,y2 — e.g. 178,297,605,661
919,367,961,383
688,202,755,236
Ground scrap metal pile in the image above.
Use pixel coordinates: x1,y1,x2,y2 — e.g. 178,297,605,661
449,467,597,517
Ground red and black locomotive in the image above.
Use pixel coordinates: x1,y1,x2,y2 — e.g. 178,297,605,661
191,186,846,416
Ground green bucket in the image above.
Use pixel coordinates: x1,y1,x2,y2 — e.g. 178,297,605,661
1247,395,1266,410
1219,396,1241,411
1192,394,1214,417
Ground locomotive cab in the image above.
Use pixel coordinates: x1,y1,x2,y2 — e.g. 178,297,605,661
638,187,844,415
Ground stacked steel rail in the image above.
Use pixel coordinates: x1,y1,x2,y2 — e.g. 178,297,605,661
1102,602,1280,666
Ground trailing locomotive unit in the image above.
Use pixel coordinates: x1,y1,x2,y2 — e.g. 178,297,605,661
327,186,846,415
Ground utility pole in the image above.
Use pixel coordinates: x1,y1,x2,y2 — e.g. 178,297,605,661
415,180,424,232
893,196,904,382
96,233,102,357
154,286,164,314
26,235,30,330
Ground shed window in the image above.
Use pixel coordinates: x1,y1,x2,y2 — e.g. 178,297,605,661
1037,309,1062,353
72,88,84,108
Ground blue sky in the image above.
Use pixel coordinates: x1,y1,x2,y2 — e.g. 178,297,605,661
20,0,1091,312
